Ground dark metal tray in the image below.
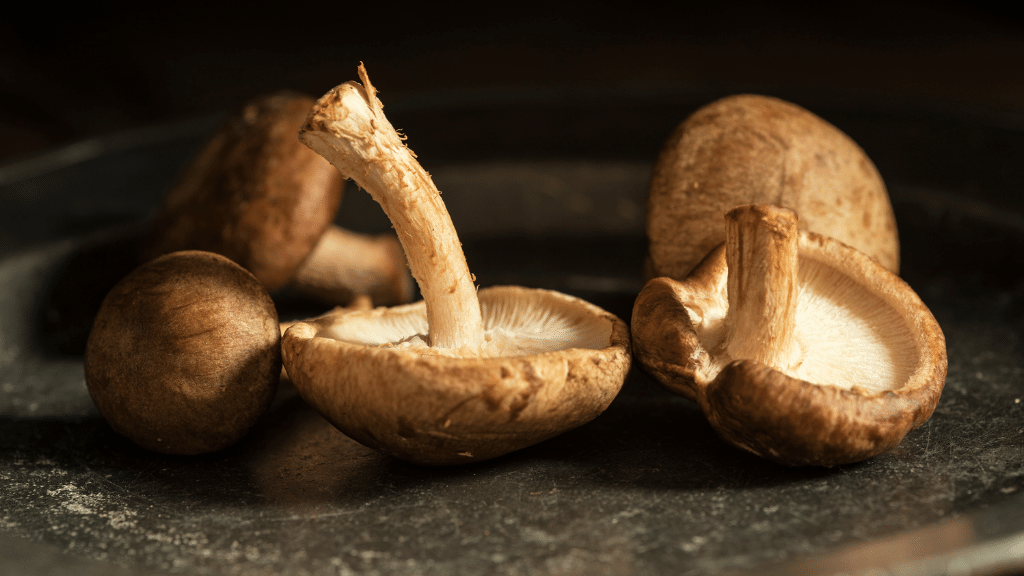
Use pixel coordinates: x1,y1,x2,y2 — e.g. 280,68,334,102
1,89,1022,575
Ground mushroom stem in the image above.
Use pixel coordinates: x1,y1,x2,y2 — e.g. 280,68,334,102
724,204,801,369
292,227,414,306
299,64,484,350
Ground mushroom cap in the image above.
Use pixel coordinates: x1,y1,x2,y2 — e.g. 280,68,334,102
85,250,281,455
143,92,343,291
632,232,946,466
282,286,632,465
645,94,900,280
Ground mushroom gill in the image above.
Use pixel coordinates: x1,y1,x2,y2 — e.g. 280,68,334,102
685,244,920,393
315,286,617,357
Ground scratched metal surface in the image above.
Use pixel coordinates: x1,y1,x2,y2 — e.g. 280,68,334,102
1,90,1022,575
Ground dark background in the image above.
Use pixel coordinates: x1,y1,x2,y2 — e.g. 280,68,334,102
2,1,1023,166
2,4,1024,575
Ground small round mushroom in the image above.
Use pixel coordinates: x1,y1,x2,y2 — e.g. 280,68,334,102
645,94,900,281
142,91,414,306
85,251,281,455
632,204,946,466
283,64,632,465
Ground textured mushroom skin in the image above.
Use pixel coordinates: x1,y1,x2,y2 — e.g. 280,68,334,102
645,94,900,280
283,286,632,465
705,361,942,467
85,251,281,455
142,92,343,290
632,233,947,466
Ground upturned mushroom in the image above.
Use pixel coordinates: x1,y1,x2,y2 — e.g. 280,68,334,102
282,65,632,465
142,91,413,306
645,94,900,281
632,204,946,466
85,250,281,455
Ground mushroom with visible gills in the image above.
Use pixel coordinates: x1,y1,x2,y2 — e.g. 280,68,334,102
282,65,632,465
142,92,414,307
85,250,281,455
645,94,900,281
631,204,946,466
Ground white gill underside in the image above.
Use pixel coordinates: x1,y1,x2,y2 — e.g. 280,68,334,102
317,287,614,358
696,258,918,392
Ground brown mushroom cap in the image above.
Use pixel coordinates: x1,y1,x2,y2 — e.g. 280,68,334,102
85,250,281,455
632,205,946,466
143,92,344,291
283,286,631,465
645,94,900,280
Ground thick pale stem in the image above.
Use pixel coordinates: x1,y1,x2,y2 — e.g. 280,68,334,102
292,226,414,307
724,204,800,369
298,65,484,350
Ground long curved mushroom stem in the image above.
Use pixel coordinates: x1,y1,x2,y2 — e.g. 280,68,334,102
298,64,484,351
724,204,801,369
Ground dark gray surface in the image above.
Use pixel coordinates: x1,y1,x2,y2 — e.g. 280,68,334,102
1,90,1022,575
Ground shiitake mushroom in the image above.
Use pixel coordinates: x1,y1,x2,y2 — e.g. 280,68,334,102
142,92,413,307
632,205,946,466
283,64,632,465
85,250,281,455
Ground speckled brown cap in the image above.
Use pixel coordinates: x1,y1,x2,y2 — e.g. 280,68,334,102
142,92,343,291
85,250,281,455
645,94,900,281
